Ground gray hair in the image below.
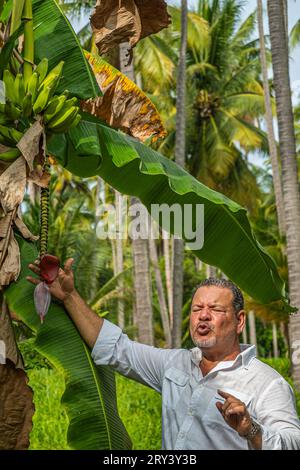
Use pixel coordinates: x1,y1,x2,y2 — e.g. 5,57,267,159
192,278,244,314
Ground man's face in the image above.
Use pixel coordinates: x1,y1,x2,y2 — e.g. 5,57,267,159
189,286,244,351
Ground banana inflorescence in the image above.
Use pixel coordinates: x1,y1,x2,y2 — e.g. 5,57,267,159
0,58,82,162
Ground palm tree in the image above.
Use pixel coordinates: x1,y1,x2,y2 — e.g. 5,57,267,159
136,1,266,213
172,0,188,348
118,42,154,345
267,0,300,390
257,0,285,236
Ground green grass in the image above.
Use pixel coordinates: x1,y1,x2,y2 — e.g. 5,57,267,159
27,357,300,450
27,369,162,450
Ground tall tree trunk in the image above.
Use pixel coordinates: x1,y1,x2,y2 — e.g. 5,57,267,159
248,310,257,350
267,0,300,390
272,321,279,357
206,264,217,278
149,238,171,347
242,322,248,344
280,321,289,355
115,190,125,329
119,42,154,344
257,0,285,236
163,233,173,329
172,0,188,348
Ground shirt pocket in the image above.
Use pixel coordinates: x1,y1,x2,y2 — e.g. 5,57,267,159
163,367,189,410
202,388,253,428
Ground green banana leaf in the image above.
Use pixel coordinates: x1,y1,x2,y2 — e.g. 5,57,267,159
48,114,290,310
32,0,101,99
5,236,132,450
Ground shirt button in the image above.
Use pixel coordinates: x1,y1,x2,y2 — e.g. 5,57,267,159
188,408,193,416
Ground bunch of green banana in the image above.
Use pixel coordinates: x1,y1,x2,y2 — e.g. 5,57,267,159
44,95,81,134
0,58,82,163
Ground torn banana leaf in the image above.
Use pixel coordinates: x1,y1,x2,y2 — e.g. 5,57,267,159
91,0,171,55
82,52,166,143
48,115,290,310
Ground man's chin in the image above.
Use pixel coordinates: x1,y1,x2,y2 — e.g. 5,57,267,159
192,337,217,349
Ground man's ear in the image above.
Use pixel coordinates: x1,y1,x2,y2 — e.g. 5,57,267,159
236,310,246,335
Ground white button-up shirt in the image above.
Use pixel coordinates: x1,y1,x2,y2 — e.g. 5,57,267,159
91,319,300,450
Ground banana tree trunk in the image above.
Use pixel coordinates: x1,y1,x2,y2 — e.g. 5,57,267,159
172,0,188,348
272,321,279,358
257,0,285,236
267,0,300,391
118,42,154,344
0,295,34,449
149,238,171,347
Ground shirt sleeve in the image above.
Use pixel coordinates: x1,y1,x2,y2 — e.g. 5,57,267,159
91,319,178,393
252,377,300,450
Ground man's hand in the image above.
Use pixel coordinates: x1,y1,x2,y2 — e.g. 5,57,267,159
27,258,76,302
216,389,252,437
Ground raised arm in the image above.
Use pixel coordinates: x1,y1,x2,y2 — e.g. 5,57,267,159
27,258,103,348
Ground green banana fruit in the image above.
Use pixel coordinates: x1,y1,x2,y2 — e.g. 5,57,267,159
0,124,22,145
0,147,21,162
33,86,52,114
68,113,82,130
48,106,79,132
22,92,33,117
5,101,21,120
0,113,12,125
35,58,49,83
14,73,25,104
9,127,24,143
38,60,64,93
44,95,67,123
27,72,39,103
3,70,16,103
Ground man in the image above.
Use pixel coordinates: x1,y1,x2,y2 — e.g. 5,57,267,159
27,259,300,450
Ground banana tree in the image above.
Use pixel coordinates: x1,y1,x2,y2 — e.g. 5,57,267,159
0,0,293,450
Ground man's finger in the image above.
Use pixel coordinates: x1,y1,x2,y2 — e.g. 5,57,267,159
26,276,40,286
216,401,224,413
217,389,236,400
28,263,40,275
225,404,245,417
64,258,74,274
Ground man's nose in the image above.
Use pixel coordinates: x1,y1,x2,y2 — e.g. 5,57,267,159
198,307,212,320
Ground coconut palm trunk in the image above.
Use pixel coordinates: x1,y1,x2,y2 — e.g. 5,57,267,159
149,238,172,347
267,0,300,390
272,321,279,358
163,233,173,329
115,190,125,329
172,0,188,348
119,42,154,344
257,0,285,236
248,310,257,349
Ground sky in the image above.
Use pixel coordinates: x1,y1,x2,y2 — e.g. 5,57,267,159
169,0,300,95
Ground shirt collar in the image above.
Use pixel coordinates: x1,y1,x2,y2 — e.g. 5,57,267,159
190,343,256,370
